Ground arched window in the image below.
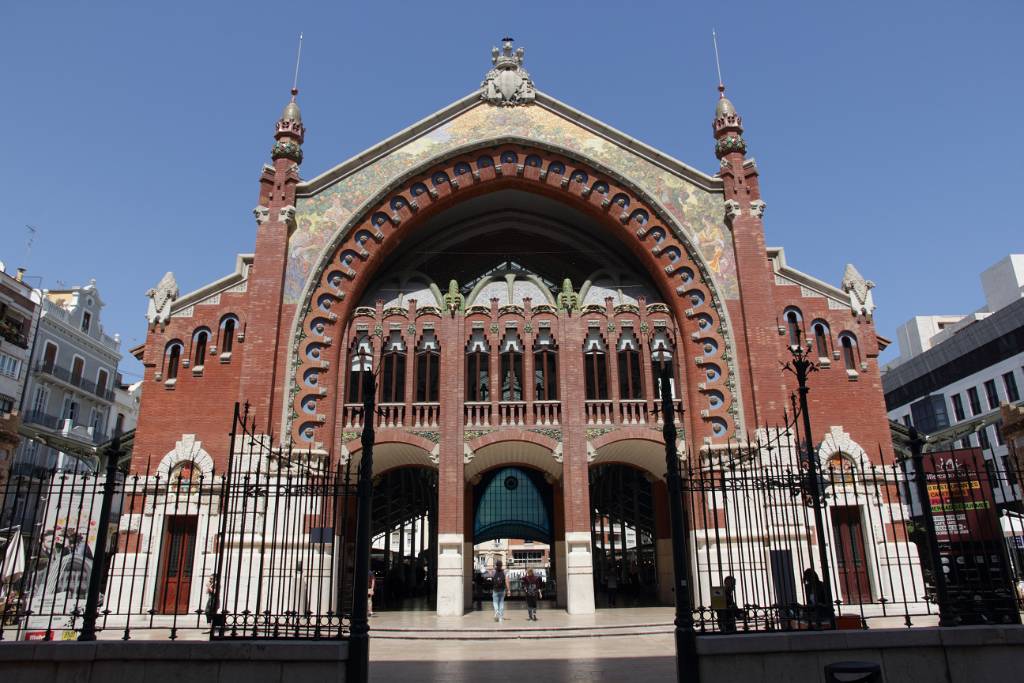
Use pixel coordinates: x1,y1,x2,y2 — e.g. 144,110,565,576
617,328,643,400
465,329,490,402
533,328,558,401
839,333,859,372
169,460,198,492
415,330,440,402
583,328,608,400
347,334,373,403
650,329,676,399
192,328,210,368
784,307,803,347
164,341,183,382
811,321,831,359
499,330,524,401
219,315,238,357
380,330,406,403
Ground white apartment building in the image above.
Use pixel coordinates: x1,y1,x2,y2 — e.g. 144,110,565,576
0,262,42,487
883,255,1024,505
14,280,122,476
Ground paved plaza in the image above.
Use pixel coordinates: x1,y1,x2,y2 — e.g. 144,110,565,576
370,606,678,681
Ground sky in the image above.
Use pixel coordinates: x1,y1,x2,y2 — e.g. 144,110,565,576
1,0,1021,380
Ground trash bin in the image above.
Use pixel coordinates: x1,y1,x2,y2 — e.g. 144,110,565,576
824,661,882,682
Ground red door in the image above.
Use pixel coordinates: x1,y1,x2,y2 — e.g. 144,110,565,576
830,506,871,605
157,516,198,614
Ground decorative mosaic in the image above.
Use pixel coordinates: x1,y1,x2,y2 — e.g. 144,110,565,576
287,103,736,302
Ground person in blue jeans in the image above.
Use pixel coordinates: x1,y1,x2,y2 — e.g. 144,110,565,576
491,560,509,622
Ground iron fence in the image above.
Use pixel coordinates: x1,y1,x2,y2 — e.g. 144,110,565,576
0,404,357,641
679,410,1024,634
1,400,1022,642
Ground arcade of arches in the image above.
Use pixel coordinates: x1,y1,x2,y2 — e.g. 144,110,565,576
350,190,689,613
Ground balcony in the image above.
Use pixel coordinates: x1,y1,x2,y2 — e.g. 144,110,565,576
342,402,441,430
22,409,109,445
0,316,29,349
35,361,115,402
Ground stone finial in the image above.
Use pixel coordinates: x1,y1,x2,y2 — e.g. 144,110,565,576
146,271,179,327
841,263,876,317
481,37,536,106
443,279,464,314
557,278,579,312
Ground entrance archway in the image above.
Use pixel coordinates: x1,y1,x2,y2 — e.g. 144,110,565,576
589,463,662,608
471,466,557,607
370,466,437,611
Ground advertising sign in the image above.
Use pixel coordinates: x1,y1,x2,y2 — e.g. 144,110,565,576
922,448,1019,624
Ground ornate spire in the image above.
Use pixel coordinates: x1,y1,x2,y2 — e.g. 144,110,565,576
711,31,745,159
272,87,305,164
481,37,536,106
712,85,746,159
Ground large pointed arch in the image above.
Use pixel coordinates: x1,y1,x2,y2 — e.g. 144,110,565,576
285,140,744,447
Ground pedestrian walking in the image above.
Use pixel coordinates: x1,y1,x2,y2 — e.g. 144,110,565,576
523,568,543,621
490,560,509,622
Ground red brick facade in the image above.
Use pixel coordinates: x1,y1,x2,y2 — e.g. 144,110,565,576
129,85,894,548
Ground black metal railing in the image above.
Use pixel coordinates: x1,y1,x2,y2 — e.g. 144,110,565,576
2,398,1021,643
34,362,115,402
0,404,357,642
670,410,1024,633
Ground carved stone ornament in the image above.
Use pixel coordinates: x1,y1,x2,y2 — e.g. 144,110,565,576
841,263,876,317
481,38,536,107
253,205,270,225
146,271,179,327
279,205,297,227
749,199,766,219
723,199,741,223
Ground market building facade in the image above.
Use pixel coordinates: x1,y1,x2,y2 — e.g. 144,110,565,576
124,40,908,617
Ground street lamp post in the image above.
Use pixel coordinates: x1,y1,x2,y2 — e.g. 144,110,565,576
658,362,699,683
348,360,377,683
782,329,836,629
79,430,123,641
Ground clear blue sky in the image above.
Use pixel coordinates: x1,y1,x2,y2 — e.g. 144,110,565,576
2,0,1021,380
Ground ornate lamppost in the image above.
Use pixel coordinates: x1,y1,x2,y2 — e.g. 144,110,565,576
348,350,378,683
782,328,836,629
79,429,123,641
657,359,699,683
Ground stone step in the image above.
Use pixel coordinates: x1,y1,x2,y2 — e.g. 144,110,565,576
370,622,675,640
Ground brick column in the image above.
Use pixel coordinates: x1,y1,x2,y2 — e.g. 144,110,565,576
436,314,466,615
557,311,595,613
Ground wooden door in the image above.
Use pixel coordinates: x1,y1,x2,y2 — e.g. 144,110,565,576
157,516,198,614
830,506,871,605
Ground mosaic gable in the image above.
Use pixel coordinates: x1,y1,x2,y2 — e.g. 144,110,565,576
287,102,737,303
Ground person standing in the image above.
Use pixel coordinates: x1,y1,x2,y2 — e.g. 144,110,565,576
368,571,376,618
522,568,543,621
716,575,737,633
491,560,509,622
606,564,618,607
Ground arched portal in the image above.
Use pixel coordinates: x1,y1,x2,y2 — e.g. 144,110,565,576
292,142,741,616
471,466,557,607
287,142,742,448
589,463,664,608
370,466,438,611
